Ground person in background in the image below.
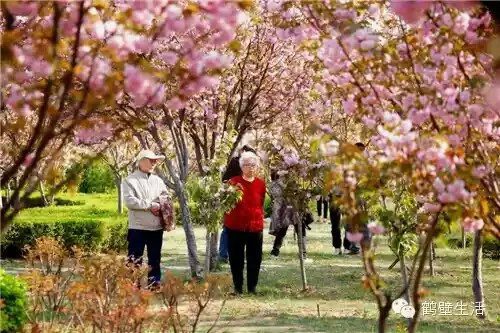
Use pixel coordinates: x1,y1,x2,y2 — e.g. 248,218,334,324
269,170,293,256
330,188,352,255
343,142,369,255
218,145,257,263
269,171,314,259
316,195,329,223
123,149,168,289
224,151,266,294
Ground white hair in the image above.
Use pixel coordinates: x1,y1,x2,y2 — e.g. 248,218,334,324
239,151,260,168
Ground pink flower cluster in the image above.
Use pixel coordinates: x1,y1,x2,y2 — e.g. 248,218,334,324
75,122,113,145
124,65,165,107
433,178,471,204
462,217,484,232
390,1,478,25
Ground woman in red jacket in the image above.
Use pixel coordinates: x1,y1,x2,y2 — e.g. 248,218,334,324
224,151,266,294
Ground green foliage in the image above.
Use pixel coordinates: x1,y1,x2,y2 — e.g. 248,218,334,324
0,269,28,333
483,235,500,260
101,220,129,253
1,220,105,258
264,194,272,218
5,193,129,257
78,160,115,193
369,182,419,257
187,133,242,233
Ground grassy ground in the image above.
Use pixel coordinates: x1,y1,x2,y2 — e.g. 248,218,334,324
2,192,500,332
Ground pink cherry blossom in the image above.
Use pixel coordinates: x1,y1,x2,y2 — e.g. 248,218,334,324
320,140,339,156
472,165,488,178
389,1,431,24
422,203,442,213
22,153,35,167
6,1,38,16
462,217,484,232
342,95,356,114
346,232,364,242
367,222,385,235
166,97,185,111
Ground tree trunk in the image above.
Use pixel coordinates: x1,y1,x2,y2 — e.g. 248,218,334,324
400,254,411,329
204,231,211,277
472,230,486,319
399,254,410,302
462,226,466,249
6,182,11,203
429,242,435,277
176,185,202,279
295,212,308,291
209,232,219,271
115,176,123,214
39,182,49,207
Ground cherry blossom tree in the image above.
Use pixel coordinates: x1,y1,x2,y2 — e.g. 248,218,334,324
270,1,499,332
0,0,247,232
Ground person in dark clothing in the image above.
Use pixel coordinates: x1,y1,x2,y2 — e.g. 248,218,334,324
271,210,314,259
219,145,257,263
330,204,352,255
316,196,329,222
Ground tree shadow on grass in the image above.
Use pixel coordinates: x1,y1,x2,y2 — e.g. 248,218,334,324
266,313,500,333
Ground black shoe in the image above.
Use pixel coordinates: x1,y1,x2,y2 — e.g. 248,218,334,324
348,247,360,255
270,249,280,256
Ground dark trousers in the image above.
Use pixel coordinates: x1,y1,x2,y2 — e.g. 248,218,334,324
219,226,229,259
227,228,263,293
330,206,352,250
273,224,307,255
127,229,164,284
317,197,329,219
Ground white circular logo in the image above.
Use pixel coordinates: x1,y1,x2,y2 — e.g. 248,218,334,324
400,305,416,318
392,298,408,314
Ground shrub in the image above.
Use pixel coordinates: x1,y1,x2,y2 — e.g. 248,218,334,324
264,194,272,218
483,235,500,260
101,221,129,253
1,220,105,258
78,160,115,194
0,269,28,333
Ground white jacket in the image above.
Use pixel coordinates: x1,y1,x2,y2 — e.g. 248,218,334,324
124,170,168,231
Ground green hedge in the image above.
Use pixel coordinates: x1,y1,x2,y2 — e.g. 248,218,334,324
264,194,272,218
1,220,128,258
484,236,500,260
101,221,128,253
0,269,28,333
78,160,115,193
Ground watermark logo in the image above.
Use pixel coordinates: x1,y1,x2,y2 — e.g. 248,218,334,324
392,298,415,319
392,299,486,318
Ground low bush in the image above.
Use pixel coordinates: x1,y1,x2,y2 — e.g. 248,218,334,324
483,235,500,260
0,269,28,333
1,220,105,258
101,220,129,253
1,218,129,258
0,196,83,209
78,160,115,194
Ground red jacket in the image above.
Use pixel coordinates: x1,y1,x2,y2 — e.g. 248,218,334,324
224,176,266,232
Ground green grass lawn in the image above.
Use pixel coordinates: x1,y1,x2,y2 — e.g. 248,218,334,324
2,192,500,332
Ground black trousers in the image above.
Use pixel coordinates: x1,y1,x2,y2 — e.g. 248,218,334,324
317,197,329,219
227,228,263,293
273,224,307,255
127,229,164,284
330,206,352,250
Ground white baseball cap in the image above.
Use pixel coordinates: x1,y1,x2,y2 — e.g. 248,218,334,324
136,149,165,162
